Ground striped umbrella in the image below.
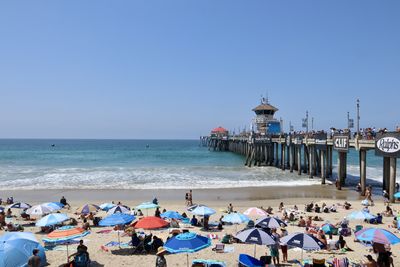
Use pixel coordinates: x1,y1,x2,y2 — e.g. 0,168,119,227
280,232,325,260
235,228,275,257
42,226,90,244
255,216,287,229
5,202,31,210
26,204,58,216
243,207,268,217
355,228,400,245
76,204,100,215
107,205,130,215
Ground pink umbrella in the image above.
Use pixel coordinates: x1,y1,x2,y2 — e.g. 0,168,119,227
243,207,267,217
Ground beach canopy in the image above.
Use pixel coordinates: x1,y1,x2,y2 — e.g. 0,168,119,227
136,202,159,210
99,203,116,211
235,228,275,246
76,204,100,215
164,232,211,254
134,216,169,229
348,211,375,220
222,213,249,224
0,232,46,267
189,205,216,217
36,213,69,227
255,216,287,229
26,203,60,216
161,211,183,220
394,192,400,198
355,228,400,245
238,254,263,267
280,232,325,251
243,207,268,217
107,205,130,215
43,226,90,244
321,223,337,235
99,213,135,227
5,202,31,210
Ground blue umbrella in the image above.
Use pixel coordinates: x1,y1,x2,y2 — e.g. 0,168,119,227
35,213,69,227
222,213,249,224
189,205,216,216
51,202,65,208
107,205,130,215
161,211,183,220
394,192,400,198
136,202,159,210
165,232,211,267
99,213,136,227
348,211,375,220
0,232,46,267
355,228,400,245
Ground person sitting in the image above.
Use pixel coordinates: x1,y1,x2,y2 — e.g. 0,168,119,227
6,208,12,218
293,205,298,211
383,205,394,217
322,203,329,213
6,222,23,232
69,240,90,266
335,235,353,251
137,209,143,216
155,207,161,218
6,197,13,205
330,204,337,212
82,219,90,230
314,204,321,213
152,236,164,252
306,216,313,227
369,213,383,224
20,209,30,220
170,218,179,228
383,190,390,204
278,202,284,212
60,196,70,209
392,217,399,229
343,201,351,210
217,222,223,230
298,216,306,227
305,202,314,212
266,206,273,214
227,203,234,213
86,212,94,221
190,215,198,226
316,230,327,248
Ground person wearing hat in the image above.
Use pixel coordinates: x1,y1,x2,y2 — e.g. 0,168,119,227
156,246,167,267
363,255,377,267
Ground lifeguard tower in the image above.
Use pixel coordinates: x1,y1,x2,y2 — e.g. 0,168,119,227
252,97,281,135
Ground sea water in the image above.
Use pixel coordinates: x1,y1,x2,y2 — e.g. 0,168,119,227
0,139,396,190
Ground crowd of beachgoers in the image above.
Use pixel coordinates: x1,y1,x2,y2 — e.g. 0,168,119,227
1,188,400,267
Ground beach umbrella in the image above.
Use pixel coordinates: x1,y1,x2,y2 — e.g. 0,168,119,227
99,202,116,211
280,232,325,260
42,202,63,211
348,210,375,220
355,228,400,245
35,213,69,227
189,205,216,217
50,202,65,208
0,232,46,267
161,211,183,220
235,228,275,257
394,192,400,198
99,213,136,227
164,232,211,267
255,216,287,229
26,204,58,216
136,202,159,216
187,204,206,212
5,202,31,210
0,207,4,212
243,207,268,217
222,213,249,224
76,204,100,215
42,226,90,262
134,216,169,230
321,223,337,235
107,205,130,215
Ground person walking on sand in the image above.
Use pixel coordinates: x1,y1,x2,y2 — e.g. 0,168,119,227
188,190,193,206
27,249,41,267
155,247,167,267
366,186,374,205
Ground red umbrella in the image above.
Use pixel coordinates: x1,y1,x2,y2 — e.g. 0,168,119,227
133,216,169,229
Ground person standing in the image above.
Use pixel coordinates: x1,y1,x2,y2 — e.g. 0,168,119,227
27,249,41,267
188,190,193,206
270,228,280,266
156,246,167,267
280,227,288,263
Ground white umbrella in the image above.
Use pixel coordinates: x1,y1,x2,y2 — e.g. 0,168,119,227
235,228,275,257
107,205,130,215
243,207,268,217
26,204,58,216
280,232,325,259
5,202,31,210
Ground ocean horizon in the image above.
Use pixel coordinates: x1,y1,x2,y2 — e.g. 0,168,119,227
0,139,396,190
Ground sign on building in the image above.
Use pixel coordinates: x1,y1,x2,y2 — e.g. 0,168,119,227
333,134,349,152
375,132,400,158
314,133,327,150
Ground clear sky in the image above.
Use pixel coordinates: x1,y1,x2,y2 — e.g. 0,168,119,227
0,1,399,139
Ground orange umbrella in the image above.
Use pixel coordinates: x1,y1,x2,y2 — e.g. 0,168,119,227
134,216,169,229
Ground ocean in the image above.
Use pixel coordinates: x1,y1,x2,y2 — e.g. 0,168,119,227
0,139,396,190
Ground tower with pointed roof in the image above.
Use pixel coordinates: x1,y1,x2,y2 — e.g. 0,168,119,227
252,97,281,134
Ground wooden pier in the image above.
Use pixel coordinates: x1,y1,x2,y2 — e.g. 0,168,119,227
201,133,399,203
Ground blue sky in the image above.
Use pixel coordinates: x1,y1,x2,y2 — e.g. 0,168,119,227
0,1,399,139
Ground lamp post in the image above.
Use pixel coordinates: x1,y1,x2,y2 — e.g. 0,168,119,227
356,99,360,137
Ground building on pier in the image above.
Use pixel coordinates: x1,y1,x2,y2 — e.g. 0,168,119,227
252,97,281,135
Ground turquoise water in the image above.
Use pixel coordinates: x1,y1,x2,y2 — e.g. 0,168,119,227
0,139,395,189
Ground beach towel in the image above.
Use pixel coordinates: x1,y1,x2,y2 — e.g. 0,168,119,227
223,246,235,253
104,241,131,248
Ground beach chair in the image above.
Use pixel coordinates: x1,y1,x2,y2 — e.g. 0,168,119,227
212,243,225,253
238,254,263,267
312,258,325,267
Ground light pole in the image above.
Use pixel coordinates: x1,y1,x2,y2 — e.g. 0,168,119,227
356,99,360,137
306,111,309,133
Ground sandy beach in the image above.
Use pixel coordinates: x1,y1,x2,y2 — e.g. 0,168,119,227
1,184,399,267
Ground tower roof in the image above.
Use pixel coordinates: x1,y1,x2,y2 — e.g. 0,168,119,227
252,103,278,112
